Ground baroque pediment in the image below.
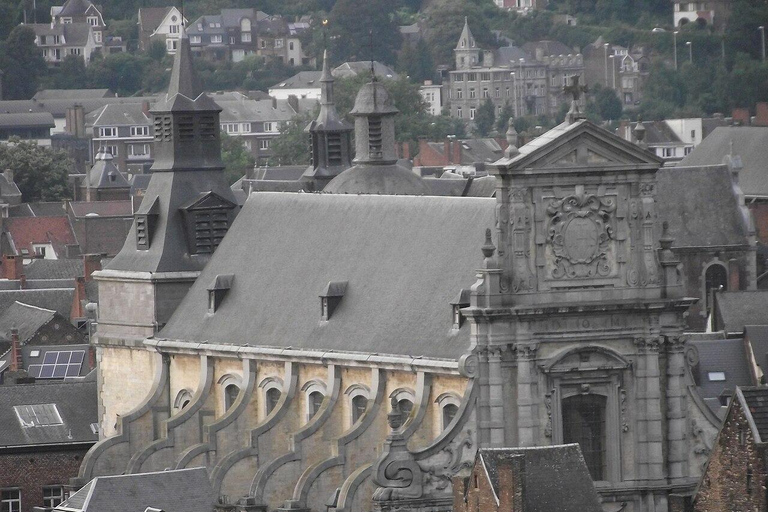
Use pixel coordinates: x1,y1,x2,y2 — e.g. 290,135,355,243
500,120,662,171
180,191,237,212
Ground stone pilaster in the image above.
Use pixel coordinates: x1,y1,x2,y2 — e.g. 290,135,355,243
516,344,539,447
665,335,689,480
634,337,664,481
487,347,505,446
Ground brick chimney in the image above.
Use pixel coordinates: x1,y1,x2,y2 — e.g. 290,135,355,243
3,254,22,280
729,259,741,291
444,140,451,164
755,102,768,127
10,328,21,371
73,276,87,319
142,100,151,117
453,140,462,164
83,254,102,282
732,108,750,126
287,94,298,113
3,168,13,184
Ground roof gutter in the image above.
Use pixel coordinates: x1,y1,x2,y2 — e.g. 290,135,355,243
145,338,460,374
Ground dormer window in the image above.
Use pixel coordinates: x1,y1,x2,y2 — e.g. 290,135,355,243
207,274,234,313
320,281,347,321
179,192,236,255
450,289,471,329
135,197,159,250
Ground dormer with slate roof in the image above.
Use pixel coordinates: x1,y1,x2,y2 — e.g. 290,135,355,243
455,18,480,70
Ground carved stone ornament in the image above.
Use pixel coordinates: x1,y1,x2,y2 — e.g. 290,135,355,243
372,398,423,501
419,429,475,495
458,353,479,378
620,388,629,433
544,391,553,438
547,188,616,279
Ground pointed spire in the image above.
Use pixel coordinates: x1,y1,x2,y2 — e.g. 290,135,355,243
456,17,475,50
320,50,334,106
167,26,203,101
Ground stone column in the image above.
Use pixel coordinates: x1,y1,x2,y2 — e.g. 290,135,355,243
665,335,689,480
516,344,539,447
635,337,664,481
487,347,505,446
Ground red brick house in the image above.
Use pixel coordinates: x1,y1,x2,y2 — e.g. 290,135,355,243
453,444,602,512
692,386,768,512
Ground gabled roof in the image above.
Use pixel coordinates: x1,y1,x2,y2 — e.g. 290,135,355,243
24,259,83,280
220,8,259,27
715,290,768,334
33,89,113,100
216,97,297,123
55,467,215,512
680,127,768,197
496,118,663,171
58,0,97,17
69,200,132,218
656,165,750,248
0,173,21,200
3,216,77,258
522,40,575,58
0,289,74,319
29,23,93,47
269,71,323,91
689,334,754,415
159,193,495,360
88,103,150,127
0,301,56,343
332,61,399,79
0,112,55,129
0,379,97,448
138,7,172,33
86,151,130,189
736,387,768,443
477,444,602,512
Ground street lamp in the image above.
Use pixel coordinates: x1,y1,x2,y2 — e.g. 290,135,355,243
673,31,679,70
759,26,766,62
603,42,610,87
686,41,692,63
608,54,617,90
510,72,518,118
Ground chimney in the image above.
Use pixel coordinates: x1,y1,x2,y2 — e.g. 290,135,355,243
83,254,102,281
535,47,544,60
453,140,462,164
287,94,298,113
142,100,151,117
3,168,12,184
401,142,410,160
732,108,750,126
729,259,740,291
755,103,768,126
272,97,277,109
444,140,451,164
73,276,86,319
19,274,26,290
0,69,4,101
10,328,21,371
3,254,22,280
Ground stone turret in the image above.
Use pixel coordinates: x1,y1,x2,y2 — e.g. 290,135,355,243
454,17,480,70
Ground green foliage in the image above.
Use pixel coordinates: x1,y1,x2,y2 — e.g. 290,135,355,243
397,39,435,83
270,111,315,165
0,25,47,100
148,40,168,62
46,54,88,90
221,133,256,185
107,18,139,50
496,103,514,133
591,84,623,120
422,0,501,67
86,52,155,96
0,138,71,202
474,98,495,136
328,0,402,65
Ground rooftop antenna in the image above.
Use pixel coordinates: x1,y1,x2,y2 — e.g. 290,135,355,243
180,0,185,29
368,23,375,81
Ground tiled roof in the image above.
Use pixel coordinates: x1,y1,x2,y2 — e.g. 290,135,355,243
478,444,602,512
56,467,216,512
739,387,768,442
69,200,132,218
689,334,754,415
0,379,97,448
216,98,296,123
24,259,83,280
29,23,93,47
0,301,56,343
3,216,77,257
0,289,74,319
0,112,55,129
33,89,113,100
88,103,151,127
716,290,768,334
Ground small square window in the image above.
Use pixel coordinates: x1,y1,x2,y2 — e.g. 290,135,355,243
708,371,726,382
43,487,64,508
29,350,40,358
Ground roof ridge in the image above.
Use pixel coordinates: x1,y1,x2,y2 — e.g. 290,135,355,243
10,300,57,314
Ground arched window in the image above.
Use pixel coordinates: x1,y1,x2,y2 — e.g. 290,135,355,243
174,389,193,411
224,384,240,411
436,392,461,431
265,387,281,415
562,394,607,481
308,391,324,420
397,398,413,418
351,394,368,424
240,18,251,32
442,403,459,430
705,263,728,311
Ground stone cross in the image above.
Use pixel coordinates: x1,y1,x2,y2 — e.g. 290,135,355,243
563,75,588,102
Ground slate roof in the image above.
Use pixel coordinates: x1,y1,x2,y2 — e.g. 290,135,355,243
333,61,398,79
715,290,768,334
3,216,77,257
216,97,296,123
252,165,306,181
89,103,151,127
0,379,97,448
159,193,495,360
0,289,74,319
56,467,216,512
0,173,21,201
494,45,530,66
0,112,55,129
478,444,602,512
689,335,753,410
746,325,768,377
220,8,261,27
138,7,172,33
680,127,768,197
656,165,750,248
28,202,68,217
58,0,96,17
522,40,575,58
738,387,768,442
86,151,130,189
33,90,113,100
0,301,56,343
270,71,323,91
69,200,132,218
29,23,93,47
24,259,83,280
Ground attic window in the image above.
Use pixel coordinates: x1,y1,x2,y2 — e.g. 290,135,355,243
368,117,383,159
450,289,471,329
135,197,160,251
208,274,234,313
708,371,726,382
320,281,347,321
14,404,63,427
180,192,236,255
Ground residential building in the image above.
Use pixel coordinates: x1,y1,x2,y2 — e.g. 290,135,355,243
0,113,55,146
448,20,584,122
137,6,186,54
618,120,693,161
75,149,131,202
87,102,153,176
50,0,105,46
453,445,602,512
0,379,97,512
673,0,731,28
493,0,548,13
419,81,443,115
1,216,77,262
30,22,98,65
269,61,397,100
692,386,768,512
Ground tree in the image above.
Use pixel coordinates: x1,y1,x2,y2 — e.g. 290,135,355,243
474,98,495,136
592,85,623,121
86,53,150,96
270,112,314,166
495,102,514,133
422,0,500,67
328,0,402,65
50,54,88,90
148,40,167,62
0,25,47,100
221,133,256,185
397,39,434,83
0,139,71,202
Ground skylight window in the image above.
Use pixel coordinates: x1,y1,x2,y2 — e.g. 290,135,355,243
708,371,726,382
28,350,84,379
14,404,63,427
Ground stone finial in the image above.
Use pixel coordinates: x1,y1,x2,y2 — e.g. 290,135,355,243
632,117,647,148
659,221,674,253
481,228,496,259
505,117,520,158
387,397,404,430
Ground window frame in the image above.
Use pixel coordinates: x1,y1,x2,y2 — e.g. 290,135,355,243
1,489,21,512
302,380,327,423
344,384,371,428
259,376,284,417
42,486,64,508
435,392,461,431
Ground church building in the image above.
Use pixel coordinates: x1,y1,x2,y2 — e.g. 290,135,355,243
78,27,724,512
